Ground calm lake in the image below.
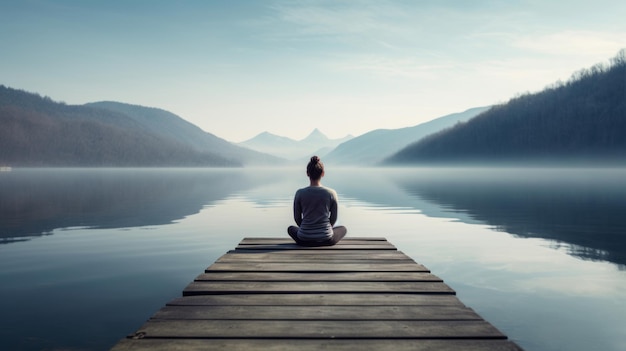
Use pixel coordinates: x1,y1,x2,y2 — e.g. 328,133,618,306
1,167,625,351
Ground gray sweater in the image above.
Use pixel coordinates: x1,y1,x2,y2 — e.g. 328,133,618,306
293,185,338,241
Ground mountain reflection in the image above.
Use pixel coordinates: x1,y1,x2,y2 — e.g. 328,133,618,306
390,168,626,267
0,168,266,242
4,167,626,268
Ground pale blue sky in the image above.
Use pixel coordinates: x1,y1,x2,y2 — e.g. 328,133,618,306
2,0,625,142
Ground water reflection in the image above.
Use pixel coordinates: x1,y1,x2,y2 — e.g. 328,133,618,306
0,168,278,243
385,168,626,267
3,167,626,268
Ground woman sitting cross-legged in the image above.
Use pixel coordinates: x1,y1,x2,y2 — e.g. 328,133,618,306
287,156,347,246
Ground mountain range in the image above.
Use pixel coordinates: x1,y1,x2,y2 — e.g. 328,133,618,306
322,106,491,166
237,129,353,162
2,50,624,168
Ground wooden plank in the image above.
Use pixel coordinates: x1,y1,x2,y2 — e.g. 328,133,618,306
151,305,482,320
235,244,397,250
241,237,389,242
227,249,408,256
195,272,443,282
205,262,429,272
112,339,524,351
239,239,393,245
183,281,455,295
128,320,507,339
166,294,466,307
217,258,416,264
219,251,415,261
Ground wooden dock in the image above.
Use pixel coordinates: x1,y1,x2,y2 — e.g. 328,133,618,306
112,237,523,350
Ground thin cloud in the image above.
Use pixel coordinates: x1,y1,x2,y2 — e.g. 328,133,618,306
330,55,456,79
514,30,626,56
267,0,415,44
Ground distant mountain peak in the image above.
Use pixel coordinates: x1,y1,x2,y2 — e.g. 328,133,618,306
240,131,297,145
236,128,353,161
301,128,329,143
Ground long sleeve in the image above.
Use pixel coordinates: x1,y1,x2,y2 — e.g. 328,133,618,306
293,191,303,226
329,193,338,226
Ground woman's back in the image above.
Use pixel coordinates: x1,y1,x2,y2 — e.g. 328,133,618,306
294,185,338,241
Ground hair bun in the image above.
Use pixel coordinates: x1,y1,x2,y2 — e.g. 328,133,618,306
306,155,324,180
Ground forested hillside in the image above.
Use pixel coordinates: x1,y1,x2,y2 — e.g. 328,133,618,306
0,86,242,167
86,101,284,166
385,50,626,165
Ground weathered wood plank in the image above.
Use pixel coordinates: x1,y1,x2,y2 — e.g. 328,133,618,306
205,262,429,272
239,238,392,245
217,258,416,264
227,249,407,256
219,251,415,261
166,293,465,307
183,281,455,295
195,272,443,282
235,244,397,250
151,305,482,320
112,339,524,351
130,320,507,339
241,237,389,242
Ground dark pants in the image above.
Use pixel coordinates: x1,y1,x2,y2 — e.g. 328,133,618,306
287,225,347,246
